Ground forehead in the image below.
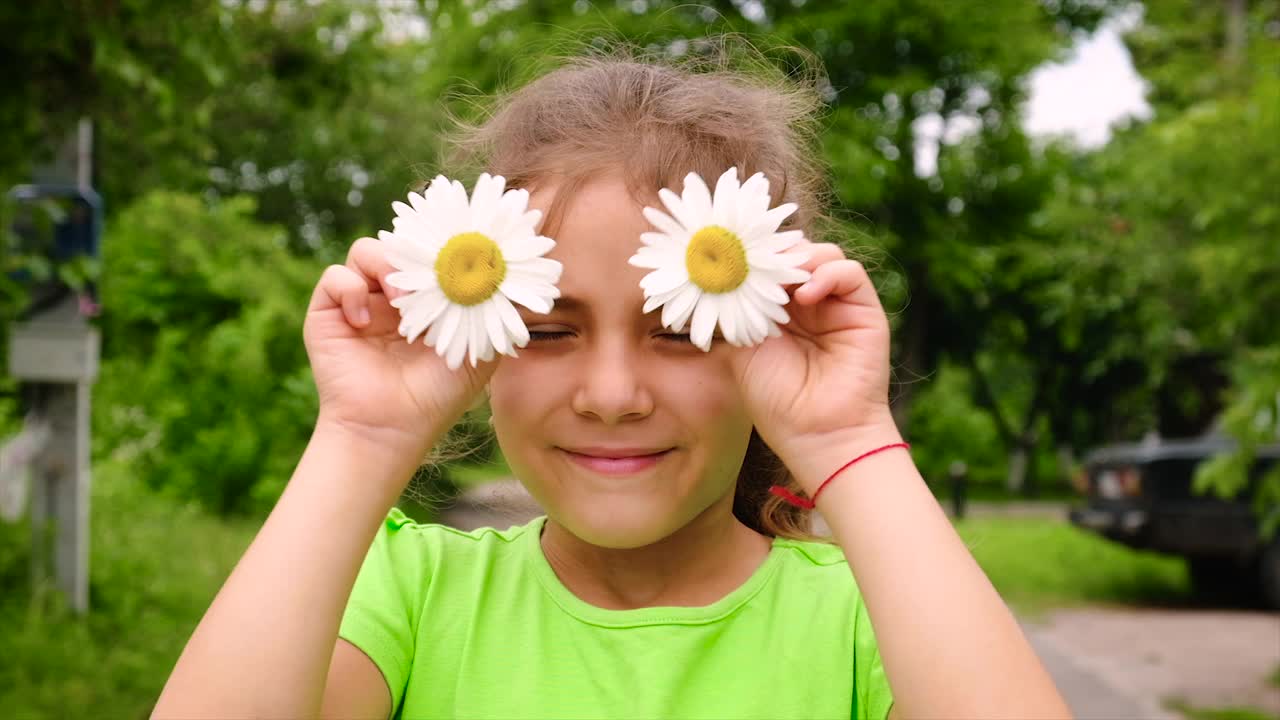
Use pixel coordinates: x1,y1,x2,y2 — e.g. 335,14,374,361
528,175,652,312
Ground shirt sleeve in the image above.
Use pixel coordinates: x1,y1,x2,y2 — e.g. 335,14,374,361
338,507,429,713
853,594,894,720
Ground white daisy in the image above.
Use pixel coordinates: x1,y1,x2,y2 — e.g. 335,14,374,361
628,167,811,351
380,173,562,370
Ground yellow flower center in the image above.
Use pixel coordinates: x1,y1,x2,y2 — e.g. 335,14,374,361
435,232,507,306
685,225,748,293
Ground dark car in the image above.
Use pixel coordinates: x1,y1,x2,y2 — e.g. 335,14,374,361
1069,434,1280,609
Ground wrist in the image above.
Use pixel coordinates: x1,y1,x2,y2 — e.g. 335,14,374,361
776,420,905,496
309,417,437,492
314,411,443,465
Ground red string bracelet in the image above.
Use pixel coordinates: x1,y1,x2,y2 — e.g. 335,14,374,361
769,442,911,509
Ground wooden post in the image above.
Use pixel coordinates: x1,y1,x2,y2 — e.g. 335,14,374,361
7,117,100,614
12,300,99,614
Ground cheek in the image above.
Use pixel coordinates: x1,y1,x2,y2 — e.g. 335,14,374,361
488,362,535,429
488,357,570,444
662,356,748,416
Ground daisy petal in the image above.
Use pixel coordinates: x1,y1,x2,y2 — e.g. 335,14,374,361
642,206,688,238
408,190,431,216
483,303,510,356
712,167,739,227
681,171,713,220
659,188,699,233
740,172,770,206
501,234,555,262
639,232,682,251
434,303,463,354
467,308,487,367
746,273,790,305
741,296,770,344
490,188,530,239
662,286,700,331
501,280,554,314
448,180,471,223
756,229,806,252
492,294,530,347
385,270,437,292
771,266,813,285
643,284,685,315
399,292,448,344
639,265,688,296
510,256,563,284
744,202,798,239
391,200,416,221
719,295,741,346
445,323,469,369
629,250,668,270
690,293,719,352
470,173,504,232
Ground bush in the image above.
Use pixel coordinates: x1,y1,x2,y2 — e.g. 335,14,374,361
94,191,321,514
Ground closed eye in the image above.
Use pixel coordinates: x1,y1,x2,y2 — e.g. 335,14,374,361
528,330,574,342
526,329,702,345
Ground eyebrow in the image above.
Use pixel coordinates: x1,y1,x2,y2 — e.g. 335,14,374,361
546,295,589,313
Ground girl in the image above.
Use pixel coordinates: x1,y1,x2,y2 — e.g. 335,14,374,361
154,52,1070,719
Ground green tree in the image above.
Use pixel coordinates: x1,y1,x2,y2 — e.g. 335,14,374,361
1042,0,1279,524
95,192,320,513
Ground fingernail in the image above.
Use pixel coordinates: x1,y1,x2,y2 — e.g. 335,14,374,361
358,308,371,325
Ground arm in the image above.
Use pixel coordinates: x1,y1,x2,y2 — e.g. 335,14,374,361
152,423,419,719
793,428,1071,719
735,245,1070,718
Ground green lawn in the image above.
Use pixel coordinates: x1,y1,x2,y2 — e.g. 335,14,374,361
0,461,262,718
955,515,1191,616
1165,699,1277,720
1,464,1193,716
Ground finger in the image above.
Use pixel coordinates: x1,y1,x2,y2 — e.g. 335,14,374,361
309,264,373,327
793,259,882,310
795,242,846,274
346,236,400,298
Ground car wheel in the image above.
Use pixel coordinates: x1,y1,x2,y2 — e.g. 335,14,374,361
1187,557,1254,605
1260,538,1280,611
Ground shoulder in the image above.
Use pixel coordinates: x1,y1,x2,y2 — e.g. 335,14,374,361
372,507,538,565
766,535,869,605
771,535,848,567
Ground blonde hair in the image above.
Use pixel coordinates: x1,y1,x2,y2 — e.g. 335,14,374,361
439,44,832,541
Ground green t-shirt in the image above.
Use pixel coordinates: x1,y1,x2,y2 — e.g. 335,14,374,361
339,508,894,719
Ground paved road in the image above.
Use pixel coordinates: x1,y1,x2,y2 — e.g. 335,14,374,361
437,482,1280,718
1031,607,1279,717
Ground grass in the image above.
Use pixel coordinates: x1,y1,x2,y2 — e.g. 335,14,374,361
447,456,512,488
0,460,262,718
0,460,1196,716
1165,699,1277,720
954,516,1192,616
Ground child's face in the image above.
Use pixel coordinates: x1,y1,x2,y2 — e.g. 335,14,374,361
488,173,755,549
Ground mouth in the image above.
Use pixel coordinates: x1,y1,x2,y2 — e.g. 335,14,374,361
557,446,674,475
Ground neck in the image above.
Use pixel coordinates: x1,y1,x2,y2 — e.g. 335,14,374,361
539,494,773,610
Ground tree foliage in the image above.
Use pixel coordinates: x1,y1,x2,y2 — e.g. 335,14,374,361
3,0,1272,516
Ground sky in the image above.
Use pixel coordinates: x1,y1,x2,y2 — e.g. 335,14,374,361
379,2,1154,178
1023,9,1152,148
914,9,1151,177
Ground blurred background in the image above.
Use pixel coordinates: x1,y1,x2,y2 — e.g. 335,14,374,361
0,0,1276,717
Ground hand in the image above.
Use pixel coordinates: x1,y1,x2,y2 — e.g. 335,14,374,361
304,237,494,461
730,241,901,489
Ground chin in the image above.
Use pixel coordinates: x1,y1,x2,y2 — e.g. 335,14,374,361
549,495,697,549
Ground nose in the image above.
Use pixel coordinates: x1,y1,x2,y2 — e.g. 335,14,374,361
570,337,655,425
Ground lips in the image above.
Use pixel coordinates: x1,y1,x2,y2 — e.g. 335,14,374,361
564,446,671,459
558,446,673,475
